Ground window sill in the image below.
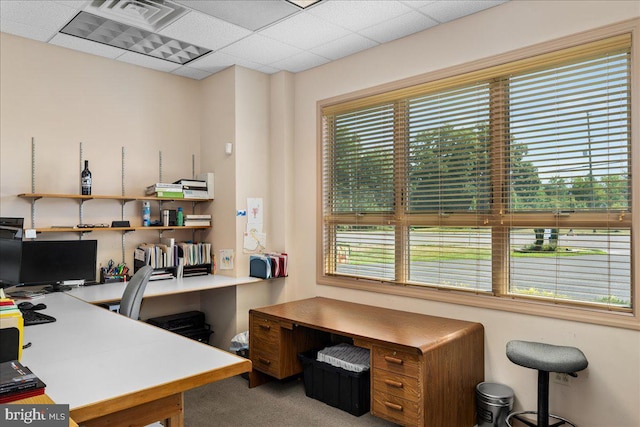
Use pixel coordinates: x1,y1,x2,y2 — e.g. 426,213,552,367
317,275,639,331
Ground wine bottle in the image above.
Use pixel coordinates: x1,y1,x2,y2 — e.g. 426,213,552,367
81,160,92,195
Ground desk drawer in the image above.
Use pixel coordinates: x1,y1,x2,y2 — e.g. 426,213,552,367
372,390,420,426
250,314,282,377
251,348,280,377
372,369,420,402
373,346,419,378
251,315,280,347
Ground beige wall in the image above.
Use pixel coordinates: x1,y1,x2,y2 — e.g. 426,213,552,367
1,0,640,425
290,1,640,426
0,32,201,269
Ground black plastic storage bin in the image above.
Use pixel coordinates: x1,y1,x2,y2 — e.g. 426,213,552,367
298,350,370,416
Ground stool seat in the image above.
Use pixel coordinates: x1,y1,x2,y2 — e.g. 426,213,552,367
506,341,588,374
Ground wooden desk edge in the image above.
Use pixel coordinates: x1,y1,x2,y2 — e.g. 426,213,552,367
9,394,79,427
70,357,251,423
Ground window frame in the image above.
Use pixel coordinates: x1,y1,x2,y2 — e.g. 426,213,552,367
316,20,639,330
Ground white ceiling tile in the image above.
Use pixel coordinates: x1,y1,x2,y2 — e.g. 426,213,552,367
0,0,79,33
308,0,413,31
158,10,252,51
0,0,513,78
171,66,213,80
400,0,437,9
269,51,330,73
259,11,351,50
219,34,302,65
0,19,57,42
116,51,182,72
174,0,300,31
359,11,438,44
49,33,124,59
187,50,270,75
418,0,507,23
186,51,240,73
310,33,378,61
53,1,87,9
255,64,281,75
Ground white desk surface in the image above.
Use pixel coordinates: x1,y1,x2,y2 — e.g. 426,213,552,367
66,274,262,304
20,292,251,421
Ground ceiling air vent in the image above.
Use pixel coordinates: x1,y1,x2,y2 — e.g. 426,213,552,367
85,0,187,32
60,11,211,65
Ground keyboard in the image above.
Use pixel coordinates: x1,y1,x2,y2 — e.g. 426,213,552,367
21,310,56,326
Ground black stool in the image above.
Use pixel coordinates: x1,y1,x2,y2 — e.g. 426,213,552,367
505,340,588,427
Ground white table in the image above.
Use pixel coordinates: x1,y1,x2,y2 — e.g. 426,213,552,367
66,274,262,304
21,292,251,426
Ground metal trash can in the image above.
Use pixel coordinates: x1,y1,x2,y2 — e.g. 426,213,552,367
476,382,514,427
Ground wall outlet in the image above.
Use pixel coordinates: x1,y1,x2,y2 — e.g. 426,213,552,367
552,372,571,386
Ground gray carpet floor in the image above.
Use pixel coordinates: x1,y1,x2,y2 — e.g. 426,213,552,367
184,374,399,427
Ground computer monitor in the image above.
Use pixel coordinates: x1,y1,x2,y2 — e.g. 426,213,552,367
19,240,98,291
0,218,24,289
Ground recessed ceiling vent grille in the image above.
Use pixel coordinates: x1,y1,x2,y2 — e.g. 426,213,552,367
60,11,211,64
85,0,187,32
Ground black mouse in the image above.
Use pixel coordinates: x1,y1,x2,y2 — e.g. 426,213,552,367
18,302,46,311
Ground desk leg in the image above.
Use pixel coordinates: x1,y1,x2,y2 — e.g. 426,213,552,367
249,370,272,388
80,393,183,427
163,393,184,427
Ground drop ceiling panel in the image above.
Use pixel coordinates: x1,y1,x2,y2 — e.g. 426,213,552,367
171,65,212,80
308,0,414,31
0,0,79,36
259,11,351,50
174,0,300,31
270,50,330,73
117,50,183,72
158,10,252,51
310,33,378,61
219,33,302,65
0,0,511,79
418,0,506,23
359,10,439,44
49,32,125,58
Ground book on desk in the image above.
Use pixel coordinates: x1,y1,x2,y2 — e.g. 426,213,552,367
0,360,46,403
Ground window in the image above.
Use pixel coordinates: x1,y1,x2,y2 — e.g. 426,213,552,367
320,33,633,325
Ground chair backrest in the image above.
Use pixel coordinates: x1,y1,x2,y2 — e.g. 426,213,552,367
119,266,153,319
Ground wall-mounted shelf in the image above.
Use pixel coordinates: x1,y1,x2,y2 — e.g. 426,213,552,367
18,193,212,203
18,193,212,234
28,225,210,233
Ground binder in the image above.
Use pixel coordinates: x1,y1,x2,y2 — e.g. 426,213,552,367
249,255,271,279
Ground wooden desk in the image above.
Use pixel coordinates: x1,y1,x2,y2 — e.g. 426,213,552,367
249,297,484,427
11,394,79,427
21,292,251,427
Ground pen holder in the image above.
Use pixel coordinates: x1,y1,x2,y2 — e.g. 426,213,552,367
100,271,131,284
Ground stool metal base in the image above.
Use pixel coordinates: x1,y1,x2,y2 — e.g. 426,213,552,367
506,410,577,427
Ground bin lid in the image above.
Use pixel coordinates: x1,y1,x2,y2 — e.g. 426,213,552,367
476,382,514,400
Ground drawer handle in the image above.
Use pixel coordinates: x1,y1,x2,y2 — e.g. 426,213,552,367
384,355,404,365
383,401,403,412
384,379,404,388
259,324,271,331
258,357,271,365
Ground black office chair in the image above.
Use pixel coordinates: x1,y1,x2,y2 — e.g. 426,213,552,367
119,265,153,320
505,340,588,427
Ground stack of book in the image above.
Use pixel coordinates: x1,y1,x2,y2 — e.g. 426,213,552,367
145,182,183,198
133,240,213,280
0,360,46,403
174,179,209,199
184,214,211,227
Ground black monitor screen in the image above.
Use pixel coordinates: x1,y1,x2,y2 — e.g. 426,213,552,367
0,238,23,287
19,240,97,287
